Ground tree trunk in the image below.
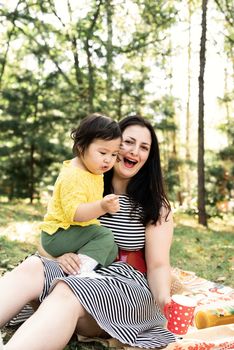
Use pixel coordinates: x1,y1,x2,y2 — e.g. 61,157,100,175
67,1,83,88
198,0,208,226
105,0,113,103
224,67,231,147
85,39,94,113
29,143,35,203
169,36,182,206
84,1,103,112
185,0,192,201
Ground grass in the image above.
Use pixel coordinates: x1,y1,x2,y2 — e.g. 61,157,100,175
0,201,233,348
172,212,234,286
0,201,42,275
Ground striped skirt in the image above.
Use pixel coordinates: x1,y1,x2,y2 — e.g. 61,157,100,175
38,256,176,348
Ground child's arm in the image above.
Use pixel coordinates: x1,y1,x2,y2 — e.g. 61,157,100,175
73,194,119,222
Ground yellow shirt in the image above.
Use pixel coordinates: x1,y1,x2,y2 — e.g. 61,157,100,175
40,160,103,234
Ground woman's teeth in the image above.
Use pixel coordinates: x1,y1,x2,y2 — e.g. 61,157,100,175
124,158,137,168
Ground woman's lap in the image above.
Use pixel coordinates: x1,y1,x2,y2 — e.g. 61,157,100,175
9,255,175,347
37,256,175,348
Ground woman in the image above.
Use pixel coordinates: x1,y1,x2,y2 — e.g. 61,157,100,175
0,115,176,349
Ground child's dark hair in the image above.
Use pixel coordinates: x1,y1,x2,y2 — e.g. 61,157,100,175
71,113,122,156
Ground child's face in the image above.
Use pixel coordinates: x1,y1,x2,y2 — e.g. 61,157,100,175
80,138,121,175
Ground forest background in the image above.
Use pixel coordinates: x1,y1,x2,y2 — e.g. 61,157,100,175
0,2,234,345
0,0,233,223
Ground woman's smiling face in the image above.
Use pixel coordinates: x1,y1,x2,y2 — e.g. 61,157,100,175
114,124,152,179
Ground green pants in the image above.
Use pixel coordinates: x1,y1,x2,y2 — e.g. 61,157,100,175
41,224,118,267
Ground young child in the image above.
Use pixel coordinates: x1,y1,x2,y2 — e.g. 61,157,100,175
40,113,122,274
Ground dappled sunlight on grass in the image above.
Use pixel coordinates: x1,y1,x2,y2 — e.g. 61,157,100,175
0,201,43,275
0,235,37,275
0,201,45,226
171,214,234,288
174,211,234,233
0,201,45,244
173,212,199,228
0,221,40,245
0,202,43,245
208,214,234,233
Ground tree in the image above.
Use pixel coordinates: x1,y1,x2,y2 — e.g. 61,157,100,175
0,68,70,202
185,0,193,202
105,0,113,104
197,0,208,226
0,0,186,203
214,0,234,147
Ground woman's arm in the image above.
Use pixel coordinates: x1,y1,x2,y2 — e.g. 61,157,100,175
145,210,174,314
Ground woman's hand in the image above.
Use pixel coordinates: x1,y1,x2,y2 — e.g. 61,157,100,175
163,297,172,319
56,253,81,275
158,296,171,316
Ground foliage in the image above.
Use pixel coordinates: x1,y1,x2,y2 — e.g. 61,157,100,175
0,0,233,220
213,0,234,46
204,119,234,215
0,0,180,203
0,69,71,201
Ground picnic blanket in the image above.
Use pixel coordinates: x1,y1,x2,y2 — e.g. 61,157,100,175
77,268,234,350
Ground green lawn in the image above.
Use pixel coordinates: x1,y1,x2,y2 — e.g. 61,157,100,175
1,201,233,287
172,213,234,287
0,201,233,348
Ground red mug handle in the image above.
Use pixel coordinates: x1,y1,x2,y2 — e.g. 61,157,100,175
164,302,172,319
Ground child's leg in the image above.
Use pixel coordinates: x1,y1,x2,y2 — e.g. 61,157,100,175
41,225,118,266
0,256,45,327
78,225,118,267
103,242,119,266
41,226,98,257
5,282,83,350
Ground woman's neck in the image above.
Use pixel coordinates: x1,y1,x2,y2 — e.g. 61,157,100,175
112,174,129,195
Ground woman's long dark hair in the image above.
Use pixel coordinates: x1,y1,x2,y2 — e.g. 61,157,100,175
104,115,171,226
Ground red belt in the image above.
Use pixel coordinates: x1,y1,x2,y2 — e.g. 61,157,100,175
116,248,146,273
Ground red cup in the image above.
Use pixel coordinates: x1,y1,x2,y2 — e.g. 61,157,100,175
164,294,197,335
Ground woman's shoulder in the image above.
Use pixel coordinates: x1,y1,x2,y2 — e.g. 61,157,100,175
160,205,173,220
152,206,173,227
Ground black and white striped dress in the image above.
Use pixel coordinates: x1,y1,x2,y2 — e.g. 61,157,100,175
39,195,176,348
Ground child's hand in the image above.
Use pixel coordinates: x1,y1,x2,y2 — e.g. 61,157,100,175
101,194,120,214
